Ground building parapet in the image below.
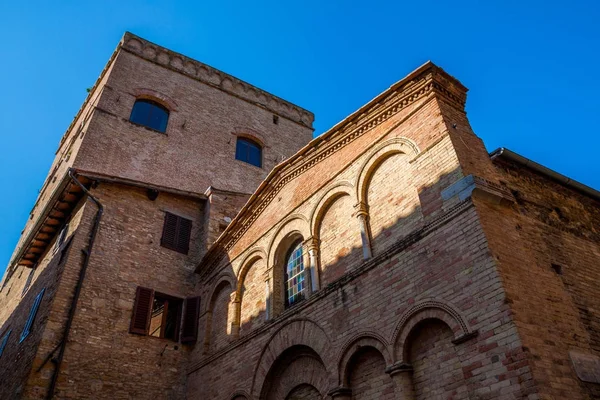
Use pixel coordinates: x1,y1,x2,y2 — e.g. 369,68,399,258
121,32,314,129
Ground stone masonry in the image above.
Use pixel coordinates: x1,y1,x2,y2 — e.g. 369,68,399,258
1,32,599,400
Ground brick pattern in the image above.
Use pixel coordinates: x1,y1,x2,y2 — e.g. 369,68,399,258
209,282,233,352
318,194,362,285
408,319,468,399
239,258,266,335
367,152,422,255
286,384,321,399
348,347,395,399
476,157,600,399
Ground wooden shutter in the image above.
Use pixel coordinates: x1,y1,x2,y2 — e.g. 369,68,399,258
161,212,179,250
130,287,154,335
181,296,201,343
161,212,193,254
177,217,192,254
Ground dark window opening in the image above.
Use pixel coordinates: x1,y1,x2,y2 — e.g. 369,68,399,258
129,99,169,133
21,268,35,297
161,212,193,254
0,330,11,358
273,115,279,125
284,241,306,308
130,287,200,343
53,223,69,255
20,288,45,343
149,294,182,341
235,137,262,168
551,263,563,275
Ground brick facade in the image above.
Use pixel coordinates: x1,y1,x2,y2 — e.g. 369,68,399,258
1,33,599,400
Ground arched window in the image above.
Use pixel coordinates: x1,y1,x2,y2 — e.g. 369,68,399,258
235,137,262,167
284,241,306,307
129,99,169,133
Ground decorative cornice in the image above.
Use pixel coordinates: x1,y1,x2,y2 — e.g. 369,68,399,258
197,62,469,279
121,32,314,128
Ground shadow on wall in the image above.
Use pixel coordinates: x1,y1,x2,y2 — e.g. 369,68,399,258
197,165,495,399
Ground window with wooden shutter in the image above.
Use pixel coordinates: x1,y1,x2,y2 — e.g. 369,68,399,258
181,296,201,344
130,287,154,335
160,212,193,254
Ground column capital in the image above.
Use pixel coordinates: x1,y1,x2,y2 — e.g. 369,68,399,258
385,361,413,376
327,386,352,399
353,201,369,218
303,236,320,251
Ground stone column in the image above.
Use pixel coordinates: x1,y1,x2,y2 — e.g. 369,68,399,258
303,236,320,295
327,387,352,400
354,202,373,259
264,270,272,321
386,362,415,399
230,294,241,338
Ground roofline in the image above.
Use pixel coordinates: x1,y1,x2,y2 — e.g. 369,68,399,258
490,147,600,202
195,61,468,275
75,170,208,200
120,32,314,129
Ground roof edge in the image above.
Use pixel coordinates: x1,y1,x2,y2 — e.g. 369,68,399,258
195,61,468,275
121,32,314,128
490,147,600,202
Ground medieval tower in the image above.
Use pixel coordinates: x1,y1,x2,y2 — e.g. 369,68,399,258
1,32,600,400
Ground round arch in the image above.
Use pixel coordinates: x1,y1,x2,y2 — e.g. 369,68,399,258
251,318,334,398
266,214,311,268
132,87,178,111
309,181,355,239
391,299,476,362
355,137,420,204
337,332,392,386
235,247,268,300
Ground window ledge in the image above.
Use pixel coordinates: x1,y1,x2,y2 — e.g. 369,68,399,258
127,119,168,135
233,158,264,171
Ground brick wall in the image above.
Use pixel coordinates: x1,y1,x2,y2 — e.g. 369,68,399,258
189,64,533,399
477,157,600,399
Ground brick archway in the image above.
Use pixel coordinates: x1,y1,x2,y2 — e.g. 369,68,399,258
355,137,420,205
337,332,392,387
391,299,476,362
251,318,334,398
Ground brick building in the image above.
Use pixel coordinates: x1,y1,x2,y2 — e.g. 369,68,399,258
1,32,599,400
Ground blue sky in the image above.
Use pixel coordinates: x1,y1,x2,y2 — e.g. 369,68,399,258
1,1,598,275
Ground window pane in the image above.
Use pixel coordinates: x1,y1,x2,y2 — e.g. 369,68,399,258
130,100,169,133
164,299,181,340
149,297,165,337
285,241,305,307
248,145,261,167
236,138,262,167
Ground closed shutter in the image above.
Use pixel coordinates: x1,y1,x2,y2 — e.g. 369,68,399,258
177,217,192,254
160,212,192,254
181,296,201,344
130,287,154,335
161,212,179,249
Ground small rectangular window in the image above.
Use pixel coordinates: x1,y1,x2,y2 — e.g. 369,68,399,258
53,224,69,255
149,294,182,340
21,268,35,297
0,330,11,358
130,287,198,343
20,288,45,343
161,212,193,254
